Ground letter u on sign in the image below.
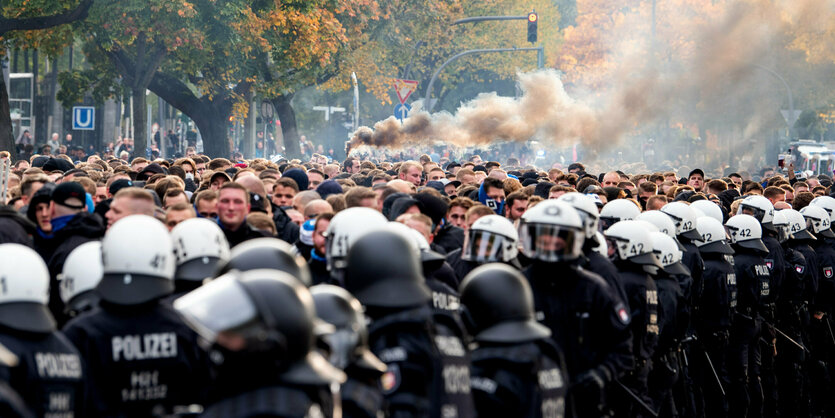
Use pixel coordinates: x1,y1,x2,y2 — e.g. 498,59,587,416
72,106,95,130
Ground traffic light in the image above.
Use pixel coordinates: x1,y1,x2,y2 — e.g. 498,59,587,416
527,12,538,43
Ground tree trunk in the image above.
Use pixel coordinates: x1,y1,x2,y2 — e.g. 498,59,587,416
273,94,300,159
132,86,147,159
191,110,230,158
0,76,18,160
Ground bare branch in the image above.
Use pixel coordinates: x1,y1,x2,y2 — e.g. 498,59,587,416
0,0,94,36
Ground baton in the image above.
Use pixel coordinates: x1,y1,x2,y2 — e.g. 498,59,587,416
614,380,659,418
764,320,810,353
702,350,726,397
826,317,835,347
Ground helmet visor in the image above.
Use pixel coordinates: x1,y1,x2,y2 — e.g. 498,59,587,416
740,204,766,223
598,216,619,232
463,230,511,263
173,275,258,343
519,223,583,262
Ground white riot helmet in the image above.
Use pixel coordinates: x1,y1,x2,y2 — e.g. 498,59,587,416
772,210,791,244
739,195,776,233
693,216,734,254
599,199,641,232
604,220,662,268
171,218,231,282
636,211,682,243
463,215,520,263
98,215,176,305
0,244,55,333
592,231,608,257
725,214,768,253
325,208,388,272
59,241,103,316
783,209,816,241
518,200,585,263
690,200,724,224
649,232,690,276
557,192,600,239
810,196,835,224
660,202,702,241
801,205,835,239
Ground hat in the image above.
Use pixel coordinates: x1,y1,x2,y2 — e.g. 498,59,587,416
440,178,461,188
389,197,423,221
424,181,446,194
137,163,166,181
108,179,134,196
31,155,50,168
42,158,75,173
316,180,343,199
382,193,408,219
473,165,488,173
521,172,540,180
413,193,448,227
210,171,232,184
52,182,87,210
300,219,315,246
283,168,310,191
521,178,538,187
567,163,584,172
688,168,704,179
533,182,555,199
26,183,56,223
444,161,461,171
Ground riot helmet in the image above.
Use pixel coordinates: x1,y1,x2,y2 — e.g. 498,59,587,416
98,215,175,305
810,196,835,224
557,192,601,239
459,263,551,343
690,200,724,224
462,215,519,263
649,232,690,276
59,241,102,316
215,237,311,286
518,200,585,263
171,218,231,282
772,210,790,243
604,220,663,268
325,207,388,276
0,244,56,333
660,202,701,241
725,214,769,253
636,210,685,251
693,216,734,254
783,209,816,241
801,205,835,239
738,195,776,233
599,199,641,232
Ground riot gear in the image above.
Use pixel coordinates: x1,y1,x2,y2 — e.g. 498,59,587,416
691,199,724,224
58,241,102,317
694,216,735,254
783,209,816,241
725,214,769,253
604,220,663,268
171,218,230,283
773,210,791,244
462,215,519,263
801,205,835,238
97,214,176,305
325,207,388,274
637,210,680,240
557,192,601,239
214,237,312,286
0,244,56,333
344,229,430,308
599,199,641,232
518,200,585,263
650,232,690,276
460,263,551,343
661,202,702,241
739,195,776,233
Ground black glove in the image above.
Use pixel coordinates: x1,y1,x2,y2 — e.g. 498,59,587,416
571,366,612,412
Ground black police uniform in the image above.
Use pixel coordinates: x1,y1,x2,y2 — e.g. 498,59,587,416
611,261,659,417
470,340,568,418
648,267,686,417
62,301,210,416
523,263,632,418
760,233,783,418
582,251,630,309
340,363,386,418
694,251,735,418
807,235,835,416
727,245,770,418
778,239,814,417
0,330,85,417
201,385,331,418
366,305,475,418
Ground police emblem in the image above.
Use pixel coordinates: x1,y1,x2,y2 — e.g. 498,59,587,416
825,267,833,279
765,259,773,270
615,303,630,324
796,265,805,275
381,364,401,394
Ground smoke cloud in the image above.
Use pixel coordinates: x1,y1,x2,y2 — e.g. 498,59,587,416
347,0,834,159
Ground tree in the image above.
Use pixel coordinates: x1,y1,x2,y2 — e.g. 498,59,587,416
0,0,93,159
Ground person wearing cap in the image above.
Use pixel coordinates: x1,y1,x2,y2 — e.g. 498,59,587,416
216,182,269,247
209,171,232,191
687,169,705,192
32,181,105,325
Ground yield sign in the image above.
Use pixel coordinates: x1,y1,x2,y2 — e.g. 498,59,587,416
393,79,419,104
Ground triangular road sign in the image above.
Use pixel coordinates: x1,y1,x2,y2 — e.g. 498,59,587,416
393,79,419,104
781,109,802,128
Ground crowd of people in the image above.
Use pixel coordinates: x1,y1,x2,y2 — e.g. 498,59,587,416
0,145,833,418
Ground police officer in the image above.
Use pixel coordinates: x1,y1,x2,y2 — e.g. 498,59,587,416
692,215,737,418
647,231,689,417
773,210,811,418
561,192,630,306
325,207,388,285
519,200,632,417
58,241,103,318
174,270,346,417
446,214,523,281
598,199,641,231
604,220,661,417
343,229,476,417
461,263,568,418
214,237,312,286
0,243,85,417
311,285,387,418
170,218,230,296
725,214,771,418
62,215,210,416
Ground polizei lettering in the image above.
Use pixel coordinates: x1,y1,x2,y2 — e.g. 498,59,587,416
112,333,177,362
36,352,82,379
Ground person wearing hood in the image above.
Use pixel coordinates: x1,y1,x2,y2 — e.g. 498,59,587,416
414,192,464,254
387,196,422,221
32,182,105,325
0,205,35,247
478,177,506,216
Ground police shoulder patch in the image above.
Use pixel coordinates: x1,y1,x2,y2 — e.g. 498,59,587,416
615,302,631,325
796,265,805,275
764,259,773,270
381,363,401,394
824,267,833,279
